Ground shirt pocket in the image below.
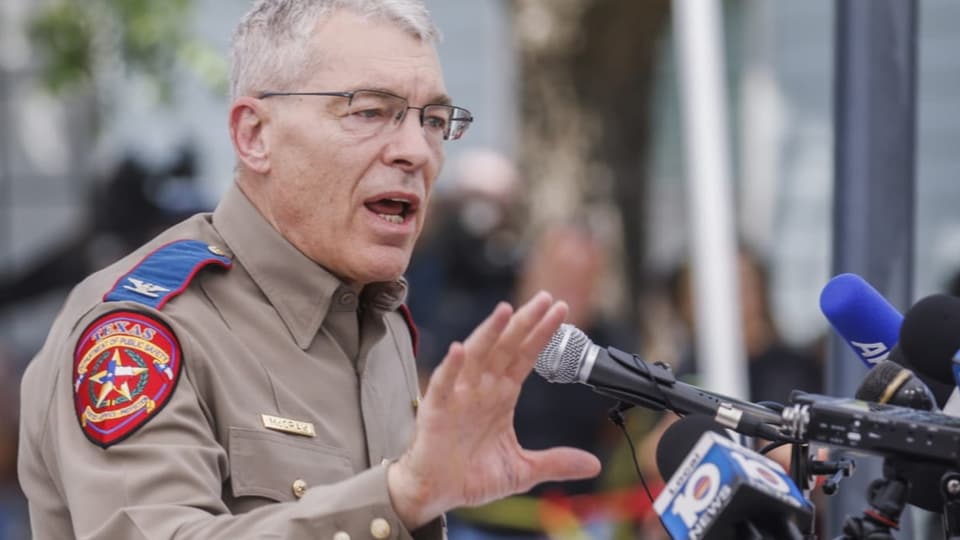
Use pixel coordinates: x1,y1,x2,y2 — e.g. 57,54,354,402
228,426,354,502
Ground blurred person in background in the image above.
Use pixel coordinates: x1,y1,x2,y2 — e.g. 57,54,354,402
17,1,602,538
667,246,823,404
407,149,525,385
439,222,655,539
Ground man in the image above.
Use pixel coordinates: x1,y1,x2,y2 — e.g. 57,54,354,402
17,1,601,538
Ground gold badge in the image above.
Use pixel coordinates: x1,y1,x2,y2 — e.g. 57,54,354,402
260,414,316,437
207,244,228,257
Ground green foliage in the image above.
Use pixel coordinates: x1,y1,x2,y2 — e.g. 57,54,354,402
27,2,95,93
28,0,228,103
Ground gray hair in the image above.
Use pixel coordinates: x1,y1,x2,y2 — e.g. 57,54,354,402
230,0,440,100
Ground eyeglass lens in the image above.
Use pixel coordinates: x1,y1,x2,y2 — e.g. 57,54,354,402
343,90,471,141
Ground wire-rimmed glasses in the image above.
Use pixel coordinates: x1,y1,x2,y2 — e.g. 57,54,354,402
258,89,474,142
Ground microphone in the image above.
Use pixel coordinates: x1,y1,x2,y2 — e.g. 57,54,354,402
534,324,782,439
656,414,735,484
653,415,812,539
853,360,947,512
819,274,954,406
819,273,901,367
897,294,960,386
854,360,938,412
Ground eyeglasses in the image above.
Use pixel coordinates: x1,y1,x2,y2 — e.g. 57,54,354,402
258,89,474,142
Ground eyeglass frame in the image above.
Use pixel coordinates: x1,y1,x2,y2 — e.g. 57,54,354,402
256,89,474,141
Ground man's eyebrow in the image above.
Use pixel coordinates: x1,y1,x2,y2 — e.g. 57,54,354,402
359,86,405,98
358,86,452,106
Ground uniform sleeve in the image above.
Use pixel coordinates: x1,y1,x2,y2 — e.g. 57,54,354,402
27,303,443,540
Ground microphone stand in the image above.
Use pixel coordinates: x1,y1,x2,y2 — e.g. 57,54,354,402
939,471,960,539
835,462,908,540
790,442,855,539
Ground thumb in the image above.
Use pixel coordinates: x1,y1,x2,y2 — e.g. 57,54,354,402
521,447,602,489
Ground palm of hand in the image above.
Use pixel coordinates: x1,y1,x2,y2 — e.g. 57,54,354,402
392,293,602,526
418,371,532,507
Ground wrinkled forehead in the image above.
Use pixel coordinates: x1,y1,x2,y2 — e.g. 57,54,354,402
303,10,448,102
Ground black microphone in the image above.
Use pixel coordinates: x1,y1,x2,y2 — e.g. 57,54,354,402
854,359,938,412
656,415,735,484
854,359,949,513
534,324,782,439
897,294,960,388
653,415,812,539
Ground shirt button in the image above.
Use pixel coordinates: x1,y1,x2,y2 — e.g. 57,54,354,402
333,532,351,540
291,478,308,499
370,517,391,539
339,291,357,305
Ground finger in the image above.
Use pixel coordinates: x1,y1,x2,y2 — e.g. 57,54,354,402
487,291,554,375
518,447,602,492
424,341,465,407
460,302,513,383
505,300,569,382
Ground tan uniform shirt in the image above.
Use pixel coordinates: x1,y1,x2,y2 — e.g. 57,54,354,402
19,185,443,539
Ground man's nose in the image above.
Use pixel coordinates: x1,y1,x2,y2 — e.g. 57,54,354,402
383,108,437,171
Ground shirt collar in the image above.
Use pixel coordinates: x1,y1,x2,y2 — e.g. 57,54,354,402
212,184,408,349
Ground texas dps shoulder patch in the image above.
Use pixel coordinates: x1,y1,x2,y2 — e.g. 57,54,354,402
73,310,182,448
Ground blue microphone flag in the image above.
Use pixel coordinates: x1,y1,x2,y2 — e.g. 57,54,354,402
820,273,902,367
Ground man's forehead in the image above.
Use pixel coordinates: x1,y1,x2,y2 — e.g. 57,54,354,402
306,52,450,104
306,12,448,101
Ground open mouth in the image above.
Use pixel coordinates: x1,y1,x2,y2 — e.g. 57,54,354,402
364,197,417,225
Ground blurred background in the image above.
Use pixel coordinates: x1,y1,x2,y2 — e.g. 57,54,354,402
1,0,960,538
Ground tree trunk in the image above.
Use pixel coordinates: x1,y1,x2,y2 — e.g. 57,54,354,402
512,0,671,328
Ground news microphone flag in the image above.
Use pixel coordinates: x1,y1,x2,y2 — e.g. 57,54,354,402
654,431,812,540
819,273,902,367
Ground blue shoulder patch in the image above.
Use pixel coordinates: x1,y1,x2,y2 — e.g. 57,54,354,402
104,240,233,310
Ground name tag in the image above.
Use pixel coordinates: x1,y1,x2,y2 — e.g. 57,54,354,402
260,414,316,437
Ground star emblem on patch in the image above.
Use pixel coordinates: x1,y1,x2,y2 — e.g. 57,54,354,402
73,310,182,447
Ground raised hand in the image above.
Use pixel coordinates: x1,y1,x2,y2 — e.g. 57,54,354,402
388,291,602,528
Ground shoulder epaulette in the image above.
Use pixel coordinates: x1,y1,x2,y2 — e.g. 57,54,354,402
103,240,232,310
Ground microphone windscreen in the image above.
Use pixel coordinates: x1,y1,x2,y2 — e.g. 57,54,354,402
655,414,731,480
854,360,909,403
819,273,902,367
890,344,954,407
535,323,590,383
898,294,960,386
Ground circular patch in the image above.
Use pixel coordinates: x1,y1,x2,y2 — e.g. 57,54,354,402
692,473,713,500
73,310,182,448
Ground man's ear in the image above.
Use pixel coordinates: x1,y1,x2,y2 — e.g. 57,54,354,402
229,97,271,174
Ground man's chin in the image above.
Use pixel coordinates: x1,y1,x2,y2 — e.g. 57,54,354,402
352,249,411,285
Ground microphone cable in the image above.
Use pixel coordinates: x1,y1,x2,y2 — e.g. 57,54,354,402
606,400,669,536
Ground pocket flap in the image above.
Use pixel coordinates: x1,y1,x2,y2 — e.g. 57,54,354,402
229,426,353,502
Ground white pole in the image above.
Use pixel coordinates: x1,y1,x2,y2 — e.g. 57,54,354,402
739,0,781,255
672,0,748,398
